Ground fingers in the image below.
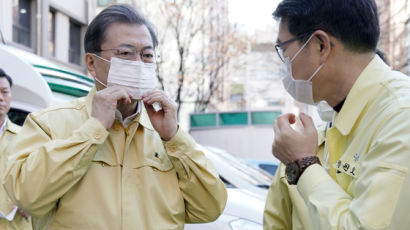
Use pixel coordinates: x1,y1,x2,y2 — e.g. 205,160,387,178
276,113,296,133
142,90,164,104
142,90,163,104
143,101,156,114
288,114,296,124
142,90,176,110
104,86,132,104
299,113,316,133
273,120,279,134
142,89,157,97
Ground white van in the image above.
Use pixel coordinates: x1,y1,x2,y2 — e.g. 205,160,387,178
0,44,93,125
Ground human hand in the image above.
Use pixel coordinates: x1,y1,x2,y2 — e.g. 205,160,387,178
272,113,318,165
142,90,178,141
91,86,132,129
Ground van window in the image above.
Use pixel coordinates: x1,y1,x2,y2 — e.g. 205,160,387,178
8,108,29,126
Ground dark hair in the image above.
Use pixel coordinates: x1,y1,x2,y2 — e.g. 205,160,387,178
273,0,380,52
0,68,13,87
375,49,388,65
84,4,158,53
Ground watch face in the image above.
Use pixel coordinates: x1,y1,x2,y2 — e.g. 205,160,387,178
286,162,300,184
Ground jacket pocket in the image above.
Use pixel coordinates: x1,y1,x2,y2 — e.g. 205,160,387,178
138,151,174,172
129,147,174,172
92,143,119,166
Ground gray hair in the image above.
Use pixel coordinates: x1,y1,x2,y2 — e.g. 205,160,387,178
84,4,158,53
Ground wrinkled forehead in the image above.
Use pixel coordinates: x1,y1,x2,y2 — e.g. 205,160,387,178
102,23,153,50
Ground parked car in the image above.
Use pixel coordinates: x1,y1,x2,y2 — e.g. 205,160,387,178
202,145,273,196
1,44,267,230
186,188,265,230
248,160,279,176
185,145,271,229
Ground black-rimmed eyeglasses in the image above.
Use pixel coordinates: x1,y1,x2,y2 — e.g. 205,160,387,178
94,46,160,63
274,32,313,62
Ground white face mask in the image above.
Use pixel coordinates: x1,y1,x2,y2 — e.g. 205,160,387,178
316,100,334,122
281,35,324,105
93,55,157,100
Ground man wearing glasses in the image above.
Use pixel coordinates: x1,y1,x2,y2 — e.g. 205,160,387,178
265,0,410,229
3,5,227,230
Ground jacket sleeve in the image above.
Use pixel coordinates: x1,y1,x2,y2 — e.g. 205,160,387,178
2,114,108,218
263,163,293,230
297,111,410,230
163,128,227,223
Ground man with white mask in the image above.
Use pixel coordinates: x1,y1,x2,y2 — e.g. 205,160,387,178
264,0,410,229
3,5,227,230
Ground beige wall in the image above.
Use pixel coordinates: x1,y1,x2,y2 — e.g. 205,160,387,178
55,12,70,62
49,0,88,24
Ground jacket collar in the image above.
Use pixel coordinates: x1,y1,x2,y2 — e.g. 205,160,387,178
6,118,20,134
85,87,154,131
333,55,390,136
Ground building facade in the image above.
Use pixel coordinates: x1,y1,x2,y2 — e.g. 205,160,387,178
0,0,98,73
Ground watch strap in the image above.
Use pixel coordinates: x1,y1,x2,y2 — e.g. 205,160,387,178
287,156,321,185
297,156,321,175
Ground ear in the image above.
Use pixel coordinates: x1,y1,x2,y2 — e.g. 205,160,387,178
312,30,332,64
85,53,97,78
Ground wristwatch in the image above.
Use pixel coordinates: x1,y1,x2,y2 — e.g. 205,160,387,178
285,156,321,185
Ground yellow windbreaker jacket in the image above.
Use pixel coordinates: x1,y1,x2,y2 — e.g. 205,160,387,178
3,89,227,230
264,56,410,230
0,119,32,230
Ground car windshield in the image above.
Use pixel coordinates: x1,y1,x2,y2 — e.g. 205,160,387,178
205,146,273,188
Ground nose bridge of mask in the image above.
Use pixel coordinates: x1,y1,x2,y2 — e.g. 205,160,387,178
107,57,157,99
108,58,156,80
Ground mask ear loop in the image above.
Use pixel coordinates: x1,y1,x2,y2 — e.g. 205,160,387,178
307,63,324,82
289,33,325,83
92,54,109,88
290,34,315,62
93,76,107,88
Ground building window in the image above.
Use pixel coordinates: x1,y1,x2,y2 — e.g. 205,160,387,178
98,0,133,7
48,10,56,56
69,20,81,65
12,0,32,47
